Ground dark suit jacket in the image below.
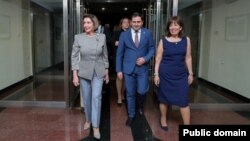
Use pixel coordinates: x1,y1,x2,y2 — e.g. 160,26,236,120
98,25,112,56
112,29,125,48
116,28,155,74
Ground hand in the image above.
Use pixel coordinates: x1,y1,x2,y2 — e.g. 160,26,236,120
104,69,109,84
188,74,194,85
117,72,123,80
115,41,119,46
136,57,145,66
104,74,109,84
154,76,160,87
72,76,79,87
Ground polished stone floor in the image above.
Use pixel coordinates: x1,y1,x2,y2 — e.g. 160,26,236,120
0,67,249,141
0,92,249,141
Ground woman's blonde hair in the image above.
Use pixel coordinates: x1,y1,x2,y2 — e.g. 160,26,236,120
82,14,99,31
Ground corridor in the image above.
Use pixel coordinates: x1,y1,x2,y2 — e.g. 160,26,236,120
0,70,249,141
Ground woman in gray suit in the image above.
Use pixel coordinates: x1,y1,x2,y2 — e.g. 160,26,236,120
71,14,109,139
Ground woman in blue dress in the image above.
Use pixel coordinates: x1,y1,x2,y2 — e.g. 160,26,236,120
154,16,194,131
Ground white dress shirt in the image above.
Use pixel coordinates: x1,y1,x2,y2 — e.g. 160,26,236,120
131,29,141,43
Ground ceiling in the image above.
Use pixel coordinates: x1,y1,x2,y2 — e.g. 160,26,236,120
31,0,202,13
87,2,149,14
31,0,62,11
85,0,150,24
31,0,150,13
85,0,150,14
85,0,150,2
30,0,202,29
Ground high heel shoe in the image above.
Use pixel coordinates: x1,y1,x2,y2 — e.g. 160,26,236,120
93,129,101,139
83,122,90,130
117,102,122,106
93,132,101,139
117,99,123,107
160,121,168,131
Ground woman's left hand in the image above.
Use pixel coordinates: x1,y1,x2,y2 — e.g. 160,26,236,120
188,74,194,85
104,69,109,84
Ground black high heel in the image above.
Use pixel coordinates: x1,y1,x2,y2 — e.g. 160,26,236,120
117,102,122,106
160,121,168,131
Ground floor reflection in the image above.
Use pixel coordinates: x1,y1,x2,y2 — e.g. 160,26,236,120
1,65,65,101
0,66,249,104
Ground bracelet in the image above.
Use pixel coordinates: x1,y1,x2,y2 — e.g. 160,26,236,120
154,73,159,76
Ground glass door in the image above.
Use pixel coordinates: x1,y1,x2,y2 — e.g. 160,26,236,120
68,0,88,108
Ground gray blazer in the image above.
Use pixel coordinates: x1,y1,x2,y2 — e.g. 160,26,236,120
71,33,109,80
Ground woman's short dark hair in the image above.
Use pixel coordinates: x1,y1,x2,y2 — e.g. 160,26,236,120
82,14,99,30
165,16,185,37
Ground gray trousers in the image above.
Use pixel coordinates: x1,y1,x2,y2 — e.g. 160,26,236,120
80,73,103,128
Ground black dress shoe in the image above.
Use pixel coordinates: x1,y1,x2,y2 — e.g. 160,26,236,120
126,118,134,127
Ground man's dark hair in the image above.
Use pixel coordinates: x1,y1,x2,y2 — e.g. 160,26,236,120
131,12,144,21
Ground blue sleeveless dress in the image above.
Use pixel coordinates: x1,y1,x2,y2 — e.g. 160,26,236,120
157,36,189,107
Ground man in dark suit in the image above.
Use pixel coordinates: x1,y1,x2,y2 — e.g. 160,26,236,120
116,12,155,127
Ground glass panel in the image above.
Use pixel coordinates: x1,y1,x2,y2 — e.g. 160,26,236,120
178,0,250,104
0,0,65,103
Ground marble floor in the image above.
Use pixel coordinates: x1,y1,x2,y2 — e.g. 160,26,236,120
0,68,249,141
